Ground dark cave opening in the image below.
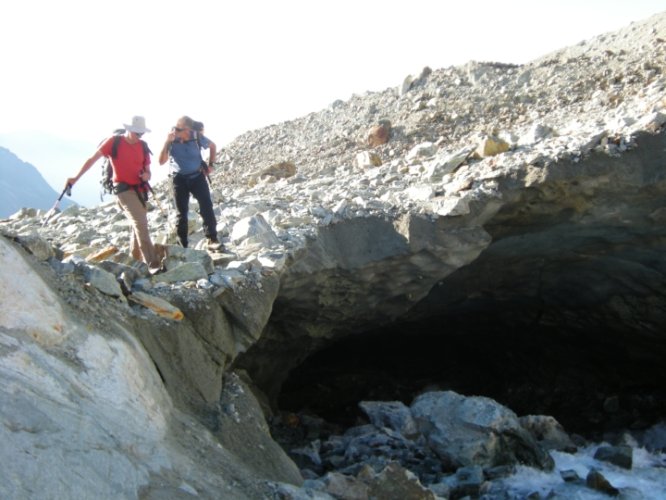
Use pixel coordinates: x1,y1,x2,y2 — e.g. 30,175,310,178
266,196,666,441
277,315,666,439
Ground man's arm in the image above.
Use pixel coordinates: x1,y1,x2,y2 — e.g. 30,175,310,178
66,149,104,188
207,140,216,169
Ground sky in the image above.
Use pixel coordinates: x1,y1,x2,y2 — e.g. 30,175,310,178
1,0,665,206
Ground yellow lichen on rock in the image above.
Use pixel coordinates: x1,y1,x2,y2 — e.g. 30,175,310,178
474,136,510,158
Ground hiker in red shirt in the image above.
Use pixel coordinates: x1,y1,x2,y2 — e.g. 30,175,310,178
65,116,161,272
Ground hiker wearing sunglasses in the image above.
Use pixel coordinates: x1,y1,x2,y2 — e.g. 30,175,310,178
159,115,222,251
65,116,161,272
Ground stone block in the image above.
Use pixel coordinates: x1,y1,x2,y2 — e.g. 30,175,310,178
367,123,391,147
474,136,509,158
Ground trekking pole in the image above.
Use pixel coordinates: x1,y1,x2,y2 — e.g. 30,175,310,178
202,164,214,200
143,182,166,216
42,183,72,226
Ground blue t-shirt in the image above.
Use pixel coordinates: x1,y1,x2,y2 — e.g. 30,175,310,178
169,132,211,175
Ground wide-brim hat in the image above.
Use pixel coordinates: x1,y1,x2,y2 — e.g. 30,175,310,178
123,115,151,134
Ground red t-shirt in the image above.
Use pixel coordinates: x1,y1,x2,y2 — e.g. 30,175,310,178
99,136,150,185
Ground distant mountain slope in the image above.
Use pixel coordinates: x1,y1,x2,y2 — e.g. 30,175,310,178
0,146,74,218
0,131,101,208
0,131,170,208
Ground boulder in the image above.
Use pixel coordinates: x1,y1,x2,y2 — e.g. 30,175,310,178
362,462,436,500
518,123,555,145
15,233,55,261
586,469,620,496
85,266,123,298
355,151,382,169
162,245,214,274
230,214,281,248
406,142,436,161
367,122,391,147
410,391,554,470
594,445,633,469
323,472,369,500
519,415,577,452
473,135,510,158
423,147,473,181
359,401,418,438
260,161,297,180
153,261,209,283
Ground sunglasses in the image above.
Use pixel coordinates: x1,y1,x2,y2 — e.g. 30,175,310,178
173,127,185,132
135,132,144,138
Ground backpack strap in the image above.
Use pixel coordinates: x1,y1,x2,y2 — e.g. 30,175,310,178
140,139,152,168
195,131,202,149
111,136,151,167
110,135,122,158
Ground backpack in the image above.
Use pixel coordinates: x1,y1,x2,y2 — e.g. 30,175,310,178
192,120,204,134
100,130,152,199
191,120,212,172
186,120,205,149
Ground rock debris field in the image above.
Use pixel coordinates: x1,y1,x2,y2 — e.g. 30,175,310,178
2,10,666,500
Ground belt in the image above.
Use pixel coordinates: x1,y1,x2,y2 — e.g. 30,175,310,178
173,171,203,180
114,182,148,207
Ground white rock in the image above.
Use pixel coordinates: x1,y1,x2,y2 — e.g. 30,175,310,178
406,185,435,201
355,151,382,169
634,111,666,131
352,196,367,208
333,199,348,214
281,215,315,227
211,269,246,288
518,123,555,145
230,214,281,247
406,142,436,161
1,238,67,343
197,279,214,290
258,253,287,271
226,260,248,272
423,147,473,181
433,196,471,217
608,115,637,130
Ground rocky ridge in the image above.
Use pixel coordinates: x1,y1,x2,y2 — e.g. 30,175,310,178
2,11,666,500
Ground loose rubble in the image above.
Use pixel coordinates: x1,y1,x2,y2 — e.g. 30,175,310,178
2,10,666,500
269,392,666,499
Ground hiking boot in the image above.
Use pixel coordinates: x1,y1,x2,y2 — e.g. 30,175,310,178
206,238,223,251
149,266,165,276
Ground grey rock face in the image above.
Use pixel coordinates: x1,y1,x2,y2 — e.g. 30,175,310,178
0,237,281,499
410,391,554,470
14,232,55,261
153,261,209,283
519,415,577,452
2,11,666,500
